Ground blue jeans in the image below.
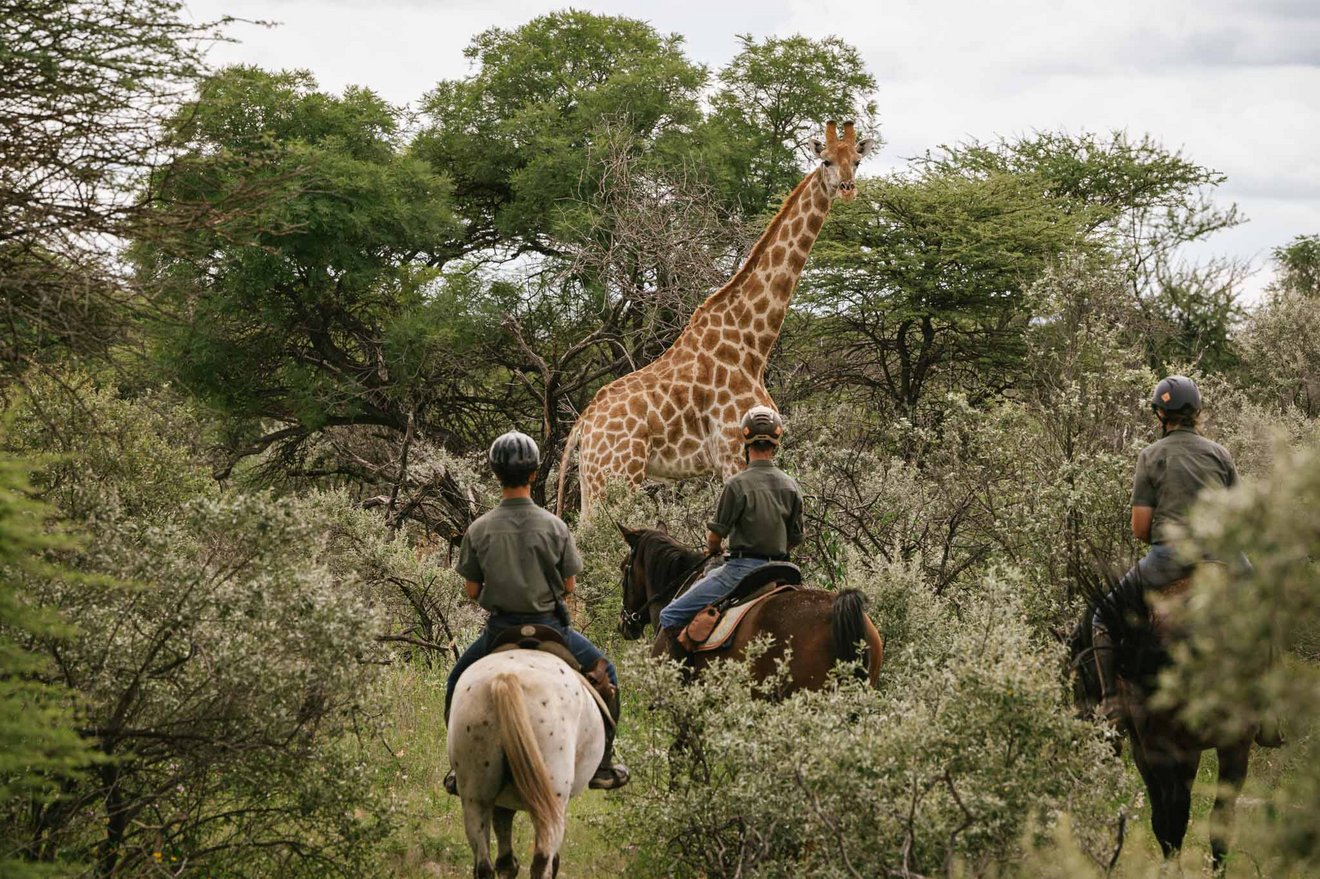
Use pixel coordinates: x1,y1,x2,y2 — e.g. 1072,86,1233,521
444,612,616,719
658,557,768,629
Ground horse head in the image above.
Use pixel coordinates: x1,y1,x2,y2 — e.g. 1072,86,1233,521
616,524,650,640
615,524,706,640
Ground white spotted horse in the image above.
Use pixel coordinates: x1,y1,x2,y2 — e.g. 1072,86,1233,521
447,642,611,879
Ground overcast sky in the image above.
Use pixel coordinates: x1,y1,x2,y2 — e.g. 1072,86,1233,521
185,0,1320,301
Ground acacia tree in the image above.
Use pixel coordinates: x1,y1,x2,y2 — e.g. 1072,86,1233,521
791,133,1235,427
413,11,708,260
136,67,469,472
0,0,225,384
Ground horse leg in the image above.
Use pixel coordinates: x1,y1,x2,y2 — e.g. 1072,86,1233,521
1130,732,1188,860
493,806,519,878
1210,741,1251,872
529,807,566,879
462,800,495,879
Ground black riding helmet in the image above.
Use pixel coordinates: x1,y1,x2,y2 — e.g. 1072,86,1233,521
1150,375,1201,415
489,430,540,474
740,405,785,446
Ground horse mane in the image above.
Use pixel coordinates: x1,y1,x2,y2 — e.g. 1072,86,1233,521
637,529,705,596
1075,563,1165,683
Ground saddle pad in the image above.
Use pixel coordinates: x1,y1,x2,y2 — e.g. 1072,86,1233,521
693,584,797,654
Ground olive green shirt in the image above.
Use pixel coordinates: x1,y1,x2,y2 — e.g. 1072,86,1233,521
708,459,804,558
1131,428,1238,545
455,498,583,615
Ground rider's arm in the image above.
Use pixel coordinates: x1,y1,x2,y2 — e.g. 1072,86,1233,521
464,579,482,600
1131,506,1153,543
706,482,743,555
562,575,576,596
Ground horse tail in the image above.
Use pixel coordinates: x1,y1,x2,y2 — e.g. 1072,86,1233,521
831,589,880,684
491,672,562,846
554,418,582,516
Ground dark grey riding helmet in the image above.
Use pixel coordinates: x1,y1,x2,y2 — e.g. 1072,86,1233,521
488,430,540,471
1150,375,1202,414
740,405,785,445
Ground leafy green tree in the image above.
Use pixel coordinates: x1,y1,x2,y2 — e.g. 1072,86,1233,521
707,34,878,214
1240,235,1320,416
413,11,707,259
792,133,1236,423
796,153,1103,421
136,66,468,474
0,433,93,875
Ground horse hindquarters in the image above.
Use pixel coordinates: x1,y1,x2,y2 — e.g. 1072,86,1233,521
490,673,565,870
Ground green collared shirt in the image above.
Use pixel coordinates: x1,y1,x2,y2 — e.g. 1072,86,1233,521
708,459,804,557
455,497,583,615
1131,428,1238,545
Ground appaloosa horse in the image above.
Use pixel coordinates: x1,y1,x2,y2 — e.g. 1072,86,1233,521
1069,572,1256,872
616,525,884,690
447,650,607,879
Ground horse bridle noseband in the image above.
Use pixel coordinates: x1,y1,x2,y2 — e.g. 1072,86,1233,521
617,540,711,630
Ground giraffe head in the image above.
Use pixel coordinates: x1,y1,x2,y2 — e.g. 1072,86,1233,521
809,120,875,202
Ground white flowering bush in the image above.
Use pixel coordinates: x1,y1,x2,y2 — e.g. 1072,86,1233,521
3,383,419,876
614,569,1131,878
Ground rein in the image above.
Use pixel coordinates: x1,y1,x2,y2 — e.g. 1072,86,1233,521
618,537,710,630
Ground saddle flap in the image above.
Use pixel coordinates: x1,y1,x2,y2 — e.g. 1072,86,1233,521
686,583,798,654
727,562,802,605
490,624,579,670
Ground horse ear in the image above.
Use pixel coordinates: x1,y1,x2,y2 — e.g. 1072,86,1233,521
618,523,641,547
655,521,669,535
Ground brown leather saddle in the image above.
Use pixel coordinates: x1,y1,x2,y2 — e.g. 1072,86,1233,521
678,562,804,652
489,624,615,723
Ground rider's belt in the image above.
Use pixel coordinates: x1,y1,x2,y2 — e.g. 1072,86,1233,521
726,551,788,561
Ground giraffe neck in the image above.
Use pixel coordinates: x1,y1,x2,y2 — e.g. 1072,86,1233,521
674,169,830,375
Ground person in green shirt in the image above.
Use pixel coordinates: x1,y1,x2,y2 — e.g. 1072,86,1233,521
443,431,629,793
659,406,803,636
1092,376,1237,721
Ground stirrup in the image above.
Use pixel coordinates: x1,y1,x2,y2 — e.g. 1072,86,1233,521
589,763,630,790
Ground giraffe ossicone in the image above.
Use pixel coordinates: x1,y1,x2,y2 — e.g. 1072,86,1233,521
557,121,876,516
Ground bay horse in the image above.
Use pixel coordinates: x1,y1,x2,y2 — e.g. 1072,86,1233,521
447,649,607,879
616,525,884,690
1069,571,1256,871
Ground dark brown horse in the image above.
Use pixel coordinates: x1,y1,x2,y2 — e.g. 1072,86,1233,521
1069,573,1255,871
616,526,884,691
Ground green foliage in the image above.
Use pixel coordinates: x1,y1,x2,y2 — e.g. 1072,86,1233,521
138,66,463,454
618,573,1129,877
415,11,706,255
0,429,94,875
707,34,877,213
0,0,222,384
1239,239,1320,416
2,384,413,876
1159,443,1320,873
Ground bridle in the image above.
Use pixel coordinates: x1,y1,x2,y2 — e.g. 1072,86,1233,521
617,536,710,633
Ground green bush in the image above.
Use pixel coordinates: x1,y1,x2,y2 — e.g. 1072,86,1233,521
616,569,1131,878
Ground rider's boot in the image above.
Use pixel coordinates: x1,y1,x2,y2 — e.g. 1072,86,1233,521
589,685,630,790
1092,622,1126,726
443,693,459,796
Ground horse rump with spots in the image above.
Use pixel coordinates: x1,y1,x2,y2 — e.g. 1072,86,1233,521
447,650,607,879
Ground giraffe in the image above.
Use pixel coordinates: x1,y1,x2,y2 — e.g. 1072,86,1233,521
557,121,876,516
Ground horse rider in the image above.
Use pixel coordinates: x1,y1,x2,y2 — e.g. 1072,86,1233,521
443,431,629,794
658,406,804,641
1092,376,1239,723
